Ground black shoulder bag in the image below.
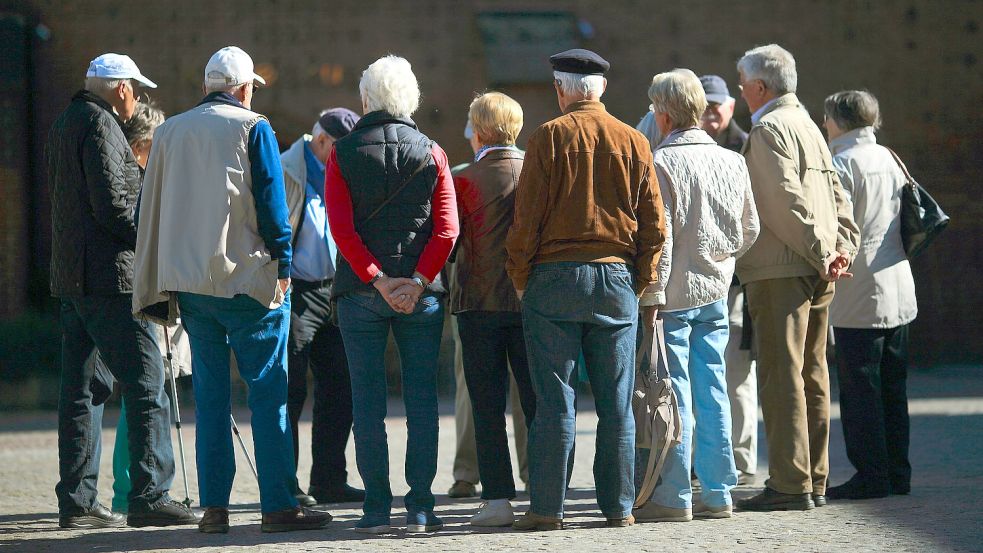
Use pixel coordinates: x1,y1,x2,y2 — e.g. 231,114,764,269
886,148,950,258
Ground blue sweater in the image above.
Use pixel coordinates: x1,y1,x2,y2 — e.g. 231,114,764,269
199,92,292,278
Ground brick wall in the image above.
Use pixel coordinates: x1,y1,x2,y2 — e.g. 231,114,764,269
19,0,983,364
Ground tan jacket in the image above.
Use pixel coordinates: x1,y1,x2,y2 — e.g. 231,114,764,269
281,135,309,235
736,94,860,284
506,101,666,291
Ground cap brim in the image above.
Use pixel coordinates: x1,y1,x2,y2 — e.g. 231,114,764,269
705,93,732,105
253,73,266,85
132,74,158,88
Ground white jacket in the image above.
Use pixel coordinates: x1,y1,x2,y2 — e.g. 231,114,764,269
828,127,917,328
649,128,759,311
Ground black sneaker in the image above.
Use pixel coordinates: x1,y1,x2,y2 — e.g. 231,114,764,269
128,498,201,527
59,503,126,529
309,483,366,504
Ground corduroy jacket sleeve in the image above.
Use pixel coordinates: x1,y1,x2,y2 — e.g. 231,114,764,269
505,126,552,291
633,152,667,294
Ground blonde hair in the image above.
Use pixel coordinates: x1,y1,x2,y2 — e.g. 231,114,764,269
648,68,707,130
468,92,523,145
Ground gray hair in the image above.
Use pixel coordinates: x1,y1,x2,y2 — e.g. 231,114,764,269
122,101,165,146
553,71,605,99
824,90,882,131
204,81,249,95
84,77,131,94
737,44,797,94
648,69,707,130
359,55,420,118
311,109,330,138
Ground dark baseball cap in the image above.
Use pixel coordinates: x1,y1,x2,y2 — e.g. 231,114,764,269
550,48,610,75
700,75,733,104
317,108,360,140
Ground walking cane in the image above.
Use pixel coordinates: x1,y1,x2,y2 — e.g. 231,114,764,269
230,414,260,483
164,327,193,508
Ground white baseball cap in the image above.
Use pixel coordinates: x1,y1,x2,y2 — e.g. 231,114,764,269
86,53,157,88
204,46,266,88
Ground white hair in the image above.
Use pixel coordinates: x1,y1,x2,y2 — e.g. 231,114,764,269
737,44,797,94
553,71,605,99
359,55,420,118
311,109,330,138
84,77,131,93
204,81,248,95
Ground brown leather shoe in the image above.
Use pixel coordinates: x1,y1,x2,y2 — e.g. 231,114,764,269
260,506,332,533
198,507,229,533
447,480,477,498
512,511,563,531
605,514,635,527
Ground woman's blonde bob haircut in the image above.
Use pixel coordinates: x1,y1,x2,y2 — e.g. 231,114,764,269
648,68,708,130
468,91,523,145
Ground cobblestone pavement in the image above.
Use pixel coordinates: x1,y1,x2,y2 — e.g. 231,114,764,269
1,367,981,552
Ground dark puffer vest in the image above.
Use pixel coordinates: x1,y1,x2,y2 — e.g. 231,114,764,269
331,111,437,299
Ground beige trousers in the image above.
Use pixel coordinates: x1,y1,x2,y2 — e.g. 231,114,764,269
725,285,758,475
745,276,833,495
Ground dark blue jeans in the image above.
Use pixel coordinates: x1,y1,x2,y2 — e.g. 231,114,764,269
457,310,536,500
337,291,444,517
522,262,638,519
177,292,297,513
56,295,175,515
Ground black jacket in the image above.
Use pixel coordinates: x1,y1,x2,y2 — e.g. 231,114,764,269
331,111,437,299
47,90,141,296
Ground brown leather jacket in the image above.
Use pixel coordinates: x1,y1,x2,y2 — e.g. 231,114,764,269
506,100,666,291
451,148,524,313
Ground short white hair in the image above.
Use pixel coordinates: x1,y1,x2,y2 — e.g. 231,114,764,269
204,81,248,95
737,44,797,94
311,109,330,138
553,71,605,99
84,77,131,93
359,55,420,118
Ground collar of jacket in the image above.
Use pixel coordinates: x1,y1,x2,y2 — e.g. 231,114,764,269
351,110,417,132
563,100,606,115
281,134,311,186
828,125,877,156
72,89,123,125
656,127,716,150
195,91,248,110
478,147,524,163
756,93,800,120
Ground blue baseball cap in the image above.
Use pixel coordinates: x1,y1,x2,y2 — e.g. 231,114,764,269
699,74,733,104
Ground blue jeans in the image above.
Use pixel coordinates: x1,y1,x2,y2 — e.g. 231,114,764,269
177,292,297,513
650,299,738,509
521,262,637,519
56,295,175,515
337,291,444,517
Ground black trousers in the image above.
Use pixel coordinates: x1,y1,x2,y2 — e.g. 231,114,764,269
833,325,912,492
457,310,537,500
287,280,353,491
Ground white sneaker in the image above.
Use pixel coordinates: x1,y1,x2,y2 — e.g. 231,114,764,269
470,499,514,527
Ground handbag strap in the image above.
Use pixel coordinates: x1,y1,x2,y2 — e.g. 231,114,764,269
636,320,670,381
361,149,433,225
885,147,916,187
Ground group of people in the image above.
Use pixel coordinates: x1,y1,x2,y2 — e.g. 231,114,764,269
47,39,918,536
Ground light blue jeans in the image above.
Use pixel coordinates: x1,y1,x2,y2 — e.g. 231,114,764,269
650,299,738,509
177,292,297,513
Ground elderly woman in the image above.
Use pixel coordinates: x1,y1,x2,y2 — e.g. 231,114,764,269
633,69,759,523
451,92,536,527
823,90,917,500
325,55,458,534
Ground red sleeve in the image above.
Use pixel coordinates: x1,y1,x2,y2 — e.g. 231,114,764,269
324,148,383,282
414,143,459,282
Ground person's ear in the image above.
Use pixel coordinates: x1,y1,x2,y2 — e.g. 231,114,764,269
601,78,608,94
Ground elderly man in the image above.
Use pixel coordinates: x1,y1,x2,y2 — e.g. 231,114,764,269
47,53,197,529
733,44,860,512
281,108,365,506
507,48,666,531
133,46,331,534
699,74,757,484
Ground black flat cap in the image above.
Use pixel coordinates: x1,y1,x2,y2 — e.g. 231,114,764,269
549,48,610,75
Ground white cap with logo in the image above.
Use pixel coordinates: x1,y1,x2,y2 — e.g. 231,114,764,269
86,53,157,88
204,46,267,88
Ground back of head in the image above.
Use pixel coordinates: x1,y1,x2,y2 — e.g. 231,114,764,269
468,92,523,145
123,101,166,146
553,71,605,100
737,44,797,95
648,68,707,130
359,56,420,118
824,90,882,131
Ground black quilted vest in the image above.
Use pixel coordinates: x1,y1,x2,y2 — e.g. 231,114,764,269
331,111,437,299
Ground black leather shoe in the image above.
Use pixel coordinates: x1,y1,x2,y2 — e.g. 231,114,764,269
890,481,911,495
59,503,126,529
293,485,317,507
827,478,889,500
812,494,827,507
261,506,332,533
737,487,814,511
199,507,230,533
309,483,365,504
128,498,201,527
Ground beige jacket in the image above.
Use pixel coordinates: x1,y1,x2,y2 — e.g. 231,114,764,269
133,102,285,322
281,135,310,235
736,94,860,284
